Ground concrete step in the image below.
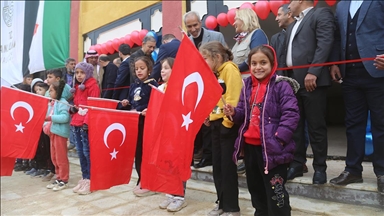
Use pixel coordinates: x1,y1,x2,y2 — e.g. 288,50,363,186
191,158,384,208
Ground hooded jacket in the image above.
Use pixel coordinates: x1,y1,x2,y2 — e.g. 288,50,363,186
232,45,300,173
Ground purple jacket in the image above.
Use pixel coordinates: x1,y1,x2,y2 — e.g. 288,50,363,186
233,75,300,173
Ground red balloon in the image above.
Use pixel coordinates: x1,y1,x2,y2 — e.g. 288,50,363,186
314,0,318,6
139,29,148,41
217,13,228,27
205,15,217,30
269,0,284,16
100,43,108,54
131,30,141,46
106,40,115,54
124,35,134,47
240,2,254,10
227,8,237,26
112,38,120,51
89,45,95,51
254,0,270,20
325,0,337,6
94,44,102,54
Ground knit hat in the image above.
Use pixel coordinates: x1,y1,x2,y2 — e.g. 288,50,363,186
30,78,43,93
72,62,94,92
85,50,99,59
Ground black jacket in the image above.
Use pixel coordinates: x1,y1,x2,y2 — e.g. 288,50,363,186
102,62,118,99
151,39,181,82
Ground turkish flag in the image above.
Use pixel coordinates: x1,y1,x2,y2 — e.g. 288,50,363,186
1,157,15,176
1,86,49,158
88,107,140,191
153,34,222,181
87,97,119,109
141,87,184,195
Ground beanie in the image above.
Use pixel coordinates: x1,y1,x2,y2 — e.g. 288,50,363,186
72,62,94,92
30,78,43,93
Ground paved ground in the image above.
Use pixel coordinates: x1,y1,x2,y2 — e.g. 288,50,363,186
1,159,383,216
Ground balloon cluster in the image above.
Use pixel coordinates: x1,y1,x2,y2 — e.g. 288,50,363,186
205,0,337,29
89,29,158,55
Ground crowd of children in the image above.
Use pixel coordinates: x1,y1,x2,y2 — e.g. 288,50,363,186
12,43,299,215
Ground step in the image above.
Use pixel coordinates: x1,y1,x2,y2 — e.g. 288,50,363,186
191,158,384,208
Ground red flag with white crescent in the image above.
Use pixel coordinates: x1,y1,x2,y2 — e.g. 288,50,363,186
88,107,139,191
1,157,15,176
87,97,119,109
1,86,49,158
153,34,222,181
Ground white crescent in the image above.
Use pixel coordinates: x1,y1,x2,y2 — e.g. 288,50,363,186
10,101,34,123
181,72,204,110
103,123,126,149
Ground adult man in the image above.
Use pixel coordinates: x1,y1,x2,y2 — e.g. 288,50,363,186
85,50,104,92
112,44,131,110
285,0,334,184
151,34,180,82
270,4,294,75
329,0,384,194
98,54,118,99
63,58,76,87
184,11,227,48
113,57,121,67
129,36,156,84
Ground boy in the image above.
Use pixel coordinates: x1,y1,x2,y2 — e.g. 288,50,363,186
45,69,73,101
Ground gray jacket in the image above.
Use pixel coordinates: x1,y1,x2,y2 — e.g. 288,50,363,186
189,27,227,47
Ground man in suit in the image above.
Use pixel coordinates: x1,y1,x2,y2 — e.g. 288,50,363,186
270,4,294,76
284,0,335,184
184,11,227,49
329,0,384,194
112,44,131,110
150,34,180,82
129,36,156,84
98,54,118,99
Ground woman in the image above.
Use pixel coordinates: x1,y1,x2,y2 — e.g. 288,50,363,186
232,8,269,72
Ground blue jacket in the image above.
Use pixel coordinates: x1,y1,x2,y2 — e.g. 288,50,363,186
45,98,70,138
151,39,181,81
112,59,131,100
128,78,158,111
233,75,299,172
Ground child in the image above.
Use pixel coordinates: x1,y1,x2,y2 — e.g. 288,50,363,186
45,69,73,102
224,45,300,216
70,62,100,195
44,80,71,191
121,56,158,197
27,79,55,180
157,58,187,212
199,41,243,216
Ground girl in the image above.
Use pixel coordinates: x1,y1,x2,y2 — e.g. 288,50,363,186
70,62,100,195
224,45,300,216
157,58,187,212
121,56,158,197
44,80,70,191
199,41,243,216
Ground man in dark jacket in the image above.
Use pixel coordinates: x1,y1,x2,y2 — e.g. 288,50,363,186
112,44,131,110
98,54,118,99
151,34,180,82
129,36,156,84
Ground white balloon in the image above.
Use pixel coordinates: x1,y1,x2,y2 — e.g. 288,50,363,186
103,123,126,149
10,101,34,123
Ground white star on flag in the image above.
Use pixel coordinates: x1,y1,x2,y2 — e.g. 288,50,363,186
181,112,193,131
110,148,119,160
15,122,25,133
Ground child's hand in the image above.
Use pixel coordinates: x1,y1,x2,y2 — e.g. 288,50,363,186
70,106,79,114
45,116,52,121
141,108,147,116
204,117,210,127
223,104,235,117
121,99,129,107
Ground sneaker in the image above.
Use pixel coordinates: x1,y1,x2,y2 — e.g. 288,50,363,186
42,172,55,182
167,197,187,212
14,164,29,172
68,143,75,150
221,212,241,216
73,179,85,193
46,180,60,189
133,188,155,197
159,194,174,209
31,169,46,177
53,181,68,191
208,204,223,216
78,179,91,195
237,162,246,174
133,183,141,192
25,168,37,175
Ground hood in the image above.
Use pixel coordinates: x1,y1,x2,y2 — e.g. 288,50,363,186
251,45,278,85
275,75,300,93
30,78,43,92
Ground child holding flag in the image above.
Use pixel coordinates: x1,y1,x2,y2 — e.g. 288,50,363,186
224,45,300,215
199,41,243,216
70,62,100,195
121,56,158,197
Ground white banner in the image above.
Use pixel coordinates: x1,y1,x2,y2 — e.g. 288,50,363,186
1,1,25,86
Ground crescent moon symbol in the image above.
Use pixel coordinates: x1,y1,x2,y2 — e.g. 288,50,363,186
103,123,126,149
10,101,34,123
181,72,204,110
